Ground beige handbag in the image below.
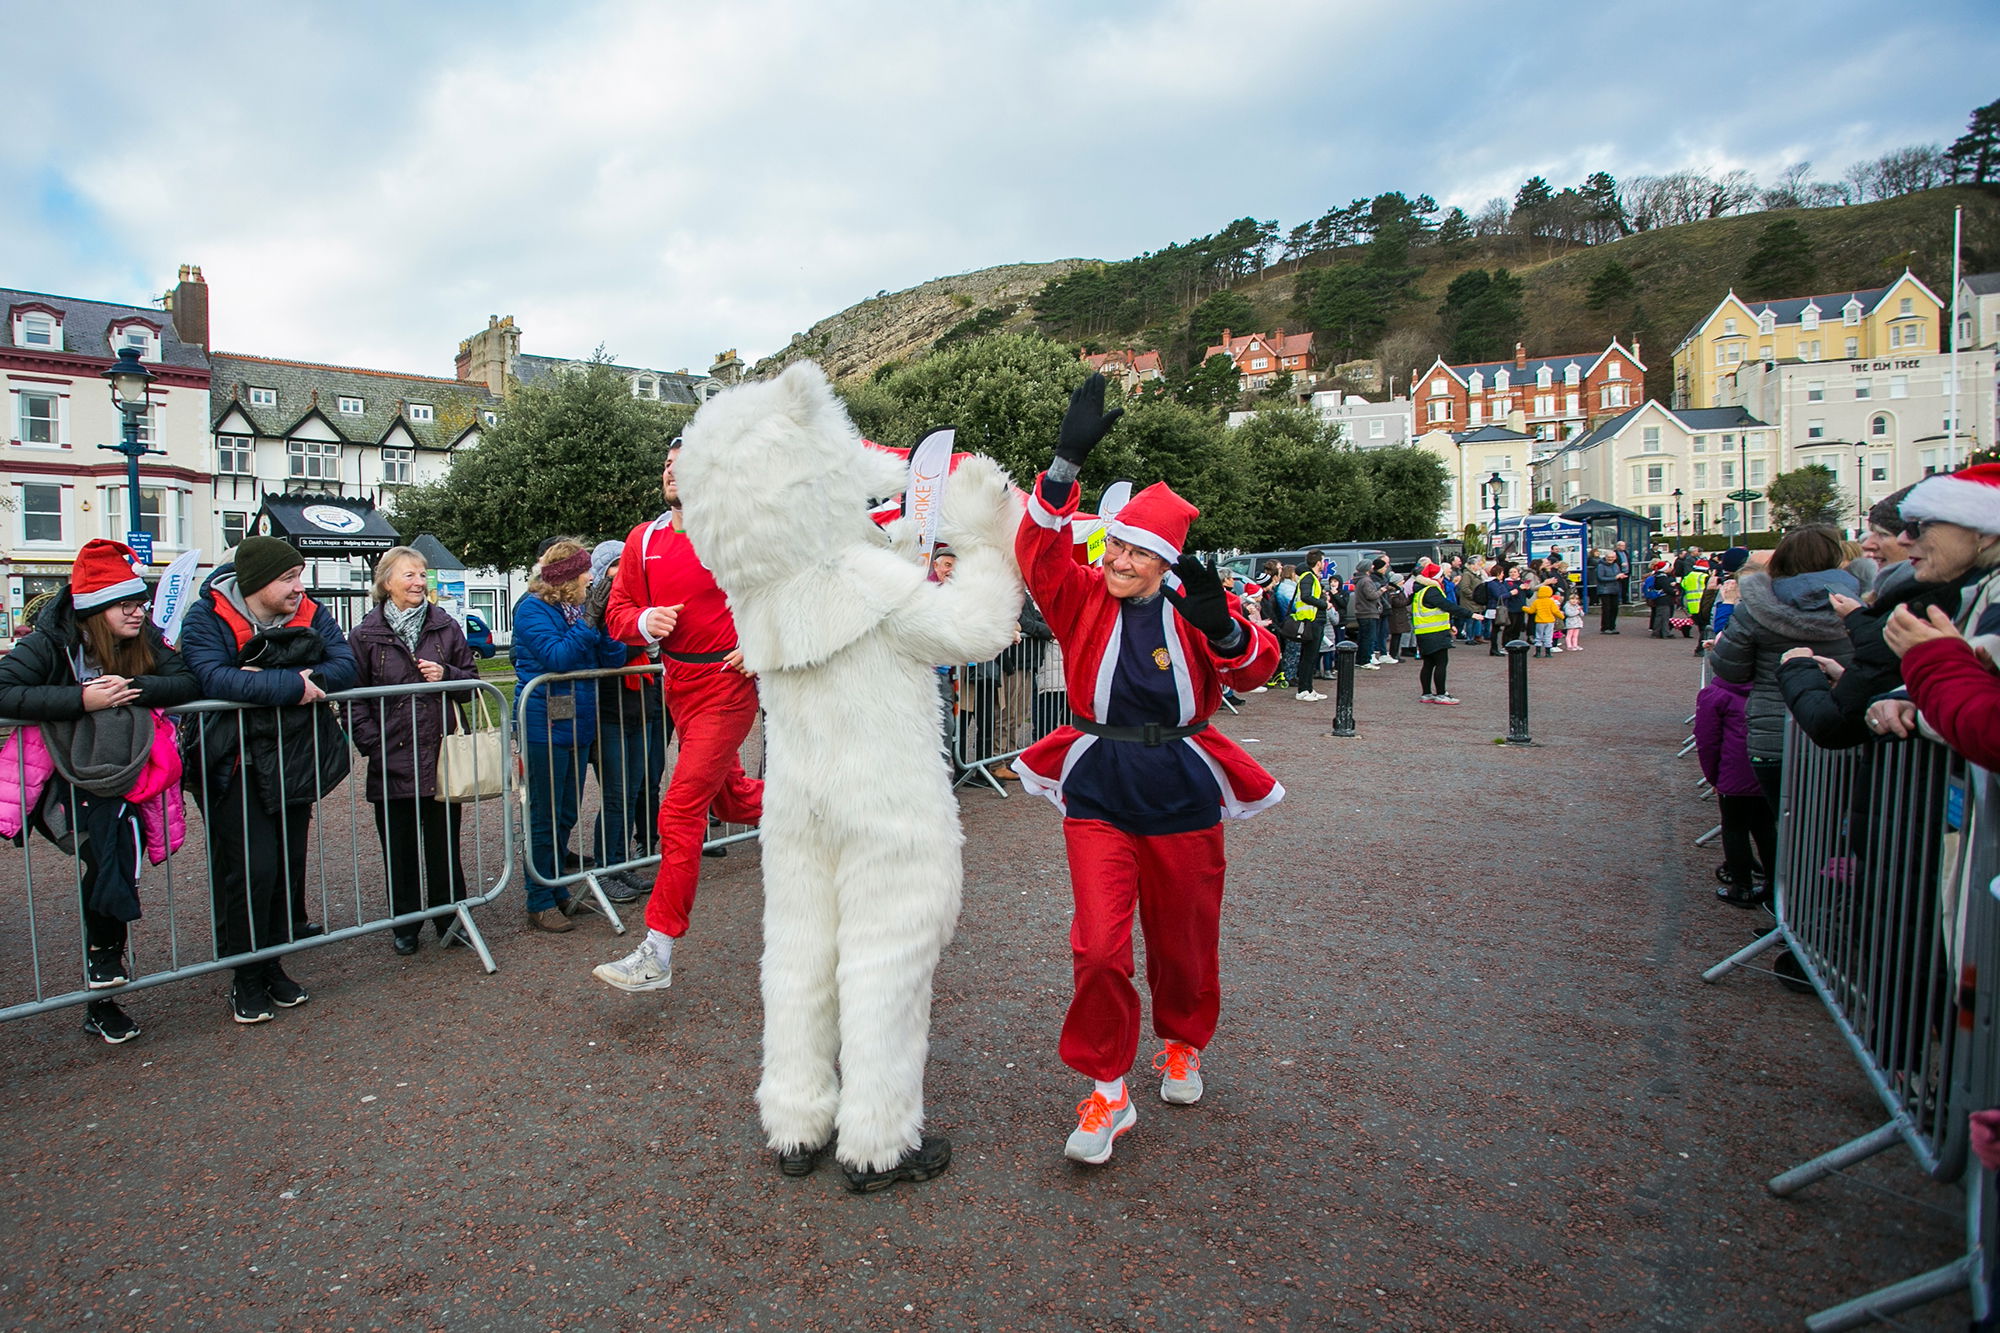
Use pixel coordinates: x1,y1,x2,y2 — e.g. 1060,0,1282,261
435,708,507,803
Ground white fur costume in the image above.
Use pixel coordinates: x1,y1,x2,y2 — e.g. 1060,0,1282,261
676,363,1024,1173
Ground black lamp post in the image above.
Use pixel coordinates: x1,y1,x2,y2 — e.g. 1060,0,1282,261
1855,440,1867,539
99,347,164,556
1486,470,1504,559
1672,487,1684,543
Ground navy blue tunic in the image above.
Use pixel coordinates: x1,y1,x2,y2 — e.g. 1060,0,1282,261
1064,595,1223,836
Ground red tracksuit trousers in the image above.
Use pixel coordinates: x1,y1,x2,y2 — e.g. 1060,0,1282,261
645,664,763,937
1059,818,1227,1082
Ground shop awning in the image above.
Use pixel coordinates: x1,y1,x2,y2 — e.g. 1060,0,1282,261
253,495,402,555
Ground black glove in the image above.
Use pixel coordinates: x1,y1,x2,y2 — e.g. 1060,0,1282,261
1055,373,1124,469
583,573,614,631
1165,555,1236,643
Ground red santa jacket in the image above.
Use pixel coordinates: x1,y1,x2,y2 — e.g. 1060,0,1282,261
1013,475,1283,819
1901,637,2000,771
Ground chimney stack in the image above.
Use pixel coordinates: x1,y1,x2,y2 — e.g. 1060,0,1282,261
1631,338,1642,365
1513,342,1527,370
169,264,209,350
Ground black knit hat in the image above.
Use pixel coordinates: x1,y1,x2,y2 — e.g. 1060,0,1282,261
234,536,305,595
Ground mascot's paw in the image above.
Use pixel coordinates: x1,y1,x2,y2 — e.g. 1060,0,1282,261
937,455,1023,556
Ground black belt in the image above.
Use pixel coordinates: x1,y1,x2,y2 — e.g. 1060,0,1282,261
664,649,734,663
1071,714,1209,747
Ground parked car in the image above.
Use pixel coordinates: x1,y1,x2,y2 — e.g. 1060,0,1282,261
464,612,498,659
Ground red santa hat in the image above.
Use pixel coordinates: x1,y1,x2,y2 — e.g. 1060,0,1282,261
1418,561,1442,579
1900,462,2000,534
1105,482,1198,564
1652,559,1672,572
69,539,148,614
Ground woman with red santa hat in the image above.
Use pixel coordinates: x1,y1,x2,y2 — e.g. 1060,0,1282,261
1014,374,1282,1166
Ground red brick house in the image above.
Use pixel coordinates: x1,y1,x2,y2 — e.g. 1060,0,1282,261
1080,347,1165,395
1414,340,1644,442
1204,328,1316,391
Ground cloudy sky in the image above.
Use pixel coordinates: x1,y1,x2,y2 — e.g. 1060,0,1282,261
6,1,1994,379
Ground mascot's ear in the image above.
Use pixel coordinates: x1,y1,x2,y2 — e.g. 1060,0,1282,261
773,360,840,429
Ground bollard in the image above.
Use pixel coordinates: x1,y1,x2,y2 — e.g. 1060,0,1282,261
1504,638,1533,744
1331,640,1357,737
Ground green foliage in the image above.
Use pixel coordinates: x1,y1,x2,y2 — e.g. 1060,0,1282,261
872,332,1087,483
1948,98,2000,184
1295,263,1399,362
1739,217,1819,298
1094,397,1247,550
1355,446,1452,539
1766,463,1845,529
1531,498,1563,514
1187,290,1256,351
1032,218,1274,338
1585,259,1637,312
933,303,1018,351
390,360,689,570
1461,521,1487,556
1177,354,1244,413
1439,269,1526,364
1229,410,1372,548
1434,207,1474,254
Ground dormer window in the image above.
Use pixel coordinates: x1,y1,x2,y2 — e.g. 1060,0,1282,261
1564,364,1580,387
249,386,278,407
1801,304,1820,330
1468,371,1483,392
106,319,160,361
633,377,656,400
337,396,364,415
1535,366,1552,389
19,314,56,347
1844,299,1863,325
480,410,498,426
1758,310,1775,335
406,402,434,423
1495,370,1510,391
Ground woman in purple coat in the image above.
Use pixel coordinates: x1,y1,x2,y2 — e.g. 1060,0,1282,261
1694,674,1770,906
347,546,480,953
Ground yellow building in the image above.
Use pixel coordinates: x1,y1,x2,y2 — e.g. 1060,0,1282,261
1671,272,1942,409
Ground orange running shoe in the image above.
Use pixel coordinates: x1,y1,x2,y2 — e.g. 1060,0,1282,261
1064,1088,1136,1164
1153,1041,1204,1105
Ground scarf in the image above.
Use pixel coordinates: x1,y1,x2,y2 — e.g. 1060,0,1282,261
383,600,428,656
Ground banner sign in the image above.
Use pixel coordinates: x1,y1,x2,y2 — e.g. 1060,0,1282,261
904,427,955,566
150,548,204,646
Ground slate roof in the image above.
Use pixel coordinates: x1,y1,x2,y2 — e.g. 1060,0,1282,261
513,354,707,406
1963,273,2000,296
1736,284,1894,327
1448,353,1592,384
1675,407,1767,430
1545,403,1770,460
1205,330,1314,362
0,286,209,371
208,353,498,451
1450,425,1537,444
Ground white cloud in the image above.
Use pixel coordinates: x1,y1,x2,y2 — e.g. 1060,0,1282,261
3,0,1994,379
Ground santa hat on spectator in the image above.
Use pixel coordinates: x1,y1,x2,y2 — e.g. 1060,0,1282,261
69,539,148,615
1900,463,2000,534
1652,558,1672,572
1106,483,1198,564
1418,561,1442,580
1693,558,1711,571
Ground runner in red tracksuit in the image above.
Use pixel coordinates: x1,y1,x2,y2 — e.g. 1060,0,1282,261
1016,375,1282,1166
592,441,763,993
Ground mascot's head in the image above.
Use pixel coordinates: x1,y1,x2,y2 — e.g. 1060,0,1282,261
675,362,910,593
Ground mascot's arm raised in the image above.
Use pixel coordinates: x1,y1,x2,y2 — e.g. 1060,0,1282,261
895,454,1025,667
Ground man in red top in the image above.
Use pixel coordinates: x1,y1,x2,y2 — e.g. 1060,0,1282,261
592,440,763,993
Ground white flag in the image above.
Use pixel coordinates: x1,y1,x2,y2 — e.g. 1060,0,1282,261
151,548,204,646
904,427,955,565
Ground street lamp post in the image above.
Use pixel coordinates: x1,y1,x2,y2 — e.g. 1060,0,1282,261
99,347,164,560
1672,487,1683,545
1855,440,1868,539
1487,470,1504,561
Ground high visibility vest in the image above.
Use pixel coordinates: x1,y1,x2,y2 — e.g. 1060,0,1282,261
1680,570,1706,613
1293,571,1320,623
1411,584,1450,635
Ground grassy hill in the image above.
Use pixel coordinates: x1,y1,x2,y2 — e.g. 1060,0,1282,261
766,186,2000,404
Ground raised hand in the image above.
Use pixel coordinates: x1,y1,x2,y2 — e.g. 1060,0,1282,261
1164,554,1234,641
1056,373,1124,470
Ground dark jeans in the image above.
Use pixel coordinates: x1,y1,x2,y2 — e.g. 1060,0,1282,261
1357,617,1384,660
1297,623,1325,683
1752,757,1783,814
1493,614,1526,653
75,790,132,955
373,798,467,940
1599,593,1619,632
204,782,314,977
523,742,588,907
1649,600,1673,636
1418,648,1449,696
593,705,670,867
1718,793,1775,882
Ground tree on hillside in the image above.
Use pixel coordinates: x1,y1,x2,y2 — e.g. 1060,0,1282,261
1373,328,1437,394
1580,171,1630,238
1438,269,1526,364
1625,170,1760,230
390,359,689,570
1229,410,1373,548
1512,176,1554,235
1948,99,2000,184
1585,258,1637,312
1471,198,1510,236
1766,464,1845,530
1178,354,1244,414
1847,145,1947,201
1740,218,1818,298
1434,207,1474,255
1761,161,1854,210
1294,264,1399,363
1188,290,1257,352
874,332,1085,485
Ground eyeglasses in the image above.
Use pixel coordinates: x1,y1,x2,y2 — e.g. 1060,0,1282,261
109,596,149,613
1899,519,1940,540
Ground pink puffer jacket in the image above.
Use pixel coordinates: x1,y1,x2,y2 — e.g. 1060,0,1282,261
0,712,185,864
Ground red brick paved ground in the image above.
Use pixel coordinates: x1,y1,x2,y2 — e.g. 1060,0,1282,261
0,627,1968,1330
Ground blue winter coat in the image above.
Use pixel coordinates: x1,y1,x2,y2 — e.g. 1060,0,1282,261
510,594,628,749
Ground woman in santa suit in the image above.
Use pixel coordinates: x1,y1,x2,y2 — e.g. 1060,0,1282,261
1014,374,1283,1166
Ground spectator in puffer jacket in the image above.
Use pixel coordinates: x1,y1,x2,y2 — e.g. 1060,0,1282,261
0,540,198,1044
1695,676,1771,906
1707,526,1857,809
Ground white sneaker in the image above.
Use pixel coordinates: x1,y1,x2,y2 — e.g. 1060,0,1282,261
1065,1089,1137,1164
1550,645,1563,653
1432,694,1461,705
592,941,672,993
1154,1042,1204,1105
1250,686,1268,694
1359,662,1380,671
1421,693,1436,701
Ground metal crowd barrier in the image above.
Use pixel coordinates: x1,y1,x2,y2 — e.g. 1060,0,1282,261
1704,719,1997,1329
0,676,516,1025
949,636,1066,794
514,663,762,930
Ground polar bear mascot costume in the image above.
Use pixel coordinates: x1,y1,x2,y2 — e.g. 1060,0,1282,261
675,361,1024,1192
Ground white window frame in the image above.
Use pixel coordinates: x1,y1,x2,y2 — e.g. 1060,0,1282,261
220,510,250,550
1758,311,1775,334
1806,380,1824,402
1807,419,1825,439
288,437,342,481
1870,453,1889,482
1536,365,1552,388
19,313,57,348
1870,413,1891,439
1801,305,1820,331
249,386,278,407
1721,460,1737,488
1844,301,1863,326
1890,375,1909,399
1641,426,1661,453
406,402,434,423
216,435,255,475
1749,457,1766,485
381,446,413,484
19,482,63,544
1693,461,1708,487
337,395,364,415
1855,378,1872,400
16,389,63,446
1367,418,1385,439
